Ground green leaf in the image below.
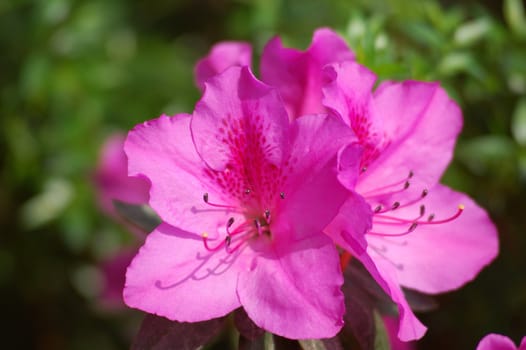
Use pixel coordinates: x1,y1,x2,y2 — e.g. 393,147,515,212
373,312,391,350
512,98,526,146
299,338,344,350
504,0,526,38
454,18,491,47
299,339,327,350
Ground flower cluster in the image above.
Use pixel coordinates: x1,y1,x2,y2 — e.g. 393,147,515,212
121,28,498,342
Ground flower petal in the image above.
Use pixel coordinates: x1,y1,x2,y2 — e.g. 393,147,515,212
261,28,354,119
194,41,252,91
358,81,463,200
237,234,345,339
322,61,377,129
125,114,232,235
368,184,499,294
124,223,243,322
276,114,355,237
476,334,519,350
192,66,289,171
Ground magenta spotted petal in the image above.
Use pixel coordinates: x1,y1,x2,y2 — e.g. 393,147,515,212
124,66,362,338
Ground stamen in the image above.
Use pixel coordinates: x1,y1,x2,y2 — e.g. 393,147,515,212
392,202,400,210
361,167,367,173
418,205,463,225
280,192,285,199
421,189,428,197
373,205,464,228
362,170,414,198
264,209,271,223
368,223,418,237
244,189,251,195
202,192,237,210
374,205,383,213
202,232,226,252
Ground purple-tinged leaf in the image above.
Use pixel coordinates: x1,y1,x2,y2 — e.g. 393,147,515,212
341,277,375,350
234,308,265,340
132,314,225,350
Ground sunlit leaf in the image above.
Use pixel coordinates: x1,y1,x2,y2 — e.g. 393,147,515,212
113,200,161,233
504,0,526,38
373,312,391,350
512,98,526,146
299,338,343,350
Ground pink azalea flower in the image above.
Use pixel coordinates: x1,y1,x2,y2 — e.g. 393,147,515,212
195,27,354,119
193,28,499,342
123,66,367,339
322,61,499,340
477,334,526,350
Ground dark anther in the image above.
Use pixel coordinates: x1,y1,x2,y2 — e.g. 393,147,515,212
227,217,235,228
408,170,414,178
427,214,435,222
280,192,285,199
225,235,232,246
374,205,382,213
420,205,426,216
254,219,261,228
421,189,429,198
404,181,410,189
361,167,367,173
203,193,209,203
264,209,271,220
392,202,400,210
409,222,418,232
244,189,251,195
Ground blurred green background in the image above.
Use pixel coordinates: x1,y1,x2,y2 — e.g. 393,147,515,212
1,0,525,349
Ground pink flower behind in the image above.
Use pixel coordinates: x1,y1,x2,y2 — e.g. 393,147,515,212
194,41,252,91
94,134,150,216
323,61,499,340
260,28,355,118
195,28,354,120
477,334,526,350
123,66,368,339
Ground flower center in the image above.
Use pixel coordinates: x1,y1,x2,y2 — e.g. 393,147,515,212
200,191,284,254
